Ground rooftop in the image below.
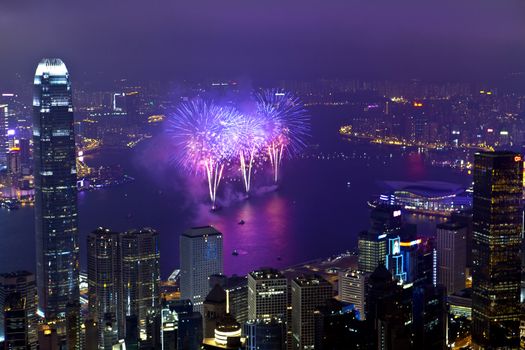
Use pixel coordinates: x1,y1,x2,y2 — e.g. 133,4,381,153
183,225,222,238
35,58,68,77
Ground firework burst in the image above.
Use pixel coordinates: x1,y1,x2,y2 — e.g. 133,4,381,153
168,98,242,208
255,89,310,183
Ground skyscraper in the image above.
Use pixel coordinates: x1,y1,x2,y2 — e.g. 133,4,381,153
338,269,367,320
436,221,466,295
33,58,79,320
247,269,288,322
121,228,161,343
180,226,223,314
472,151,523,349
0,271,37,345
244,319,285,350
291,275,333,349
87,228,123,343
358,204,402,273
3,292,38,349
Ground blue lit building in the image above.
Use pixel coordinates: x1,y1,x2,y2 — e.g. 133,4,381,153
33,58,79,320
180,226,223,314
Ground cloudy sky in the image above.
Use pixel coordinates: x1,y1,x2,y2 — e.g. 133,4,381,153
1,0,524,84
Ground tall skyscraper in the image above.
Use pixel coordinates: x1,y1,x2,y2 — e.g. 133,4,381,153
33,58,79,320
180,226,223,314
121,228,161,342
358,204,402,273
247,269,288,322
436,221,466,295
0,271,37,345
291,275,333,350
87,228,123,343
338,269,367,320
472,151,523,349
3,292,38,349
244,319,285,350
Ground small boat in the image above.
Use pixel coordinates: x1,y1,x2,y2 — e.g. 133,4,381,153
238,220,245,225
232,250,239,256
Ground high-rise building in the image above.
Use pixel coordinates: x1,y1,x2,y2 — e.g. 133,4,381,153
314,299,371,350
180,226,223,314
0,103,8,167
472,151,523,349
365,265,412,350
121,228,161,343
338,269,367,320
33,58,79,320
244,319,285,350
87,228,123,343
0,271,37,346
358,204,402,273
412,284,447,349
291,275,333,349
3,292,38,349
178,311,203,350
247,269,288,322
436,221,467,295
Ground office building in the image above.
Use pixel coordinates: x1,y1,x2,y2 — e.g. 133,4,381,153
33,58,79,320
121,228,161,343
247,269,288,322
291,275,333,349
365,265,412,350
314,299,372,350
412,284,447,349
0,271,37,346
178,311,203,350
3,292,37,349
180,226,223,314
338,269,367,320
436,221,467,295
244,318,285,350
358,204,402,273
88,228,124,343
472,151,522,349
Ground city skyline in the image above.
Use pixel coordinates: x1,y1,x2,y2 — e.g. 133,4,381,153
1,0,525,347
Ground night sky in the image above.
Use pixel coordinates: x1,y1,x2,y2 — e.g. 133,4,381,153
1,0,525,83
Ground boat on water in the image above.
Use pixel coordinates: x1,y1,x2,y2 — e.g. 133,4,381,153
238,219,245,225
232,250,239,256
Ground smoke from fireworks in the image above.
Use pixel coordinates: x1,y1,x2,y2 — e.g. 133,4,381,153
255,89,310,183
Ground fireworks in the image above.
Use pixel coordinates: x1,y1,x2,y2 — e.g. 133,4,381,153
255,89,310,183
168,90,309,207
168,98,242,208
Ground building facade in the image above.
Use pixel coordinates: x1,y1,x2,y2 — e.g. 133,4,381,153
180,226,223,314
436,221,466,295
33,58,79,320
247,269,288,322
472,151,523,349
291,275,333,349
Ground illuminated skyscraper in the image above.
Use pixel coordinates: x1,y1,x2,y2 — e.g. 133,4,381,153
87,228,123,344
472,151,523,349
0,271,37,346
436,221,466,295
33,58,79,320
247,269,288,322
121,228,161,343
180,226,223,314
338,269,367,320
358,205,402,273
291,275,333,349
